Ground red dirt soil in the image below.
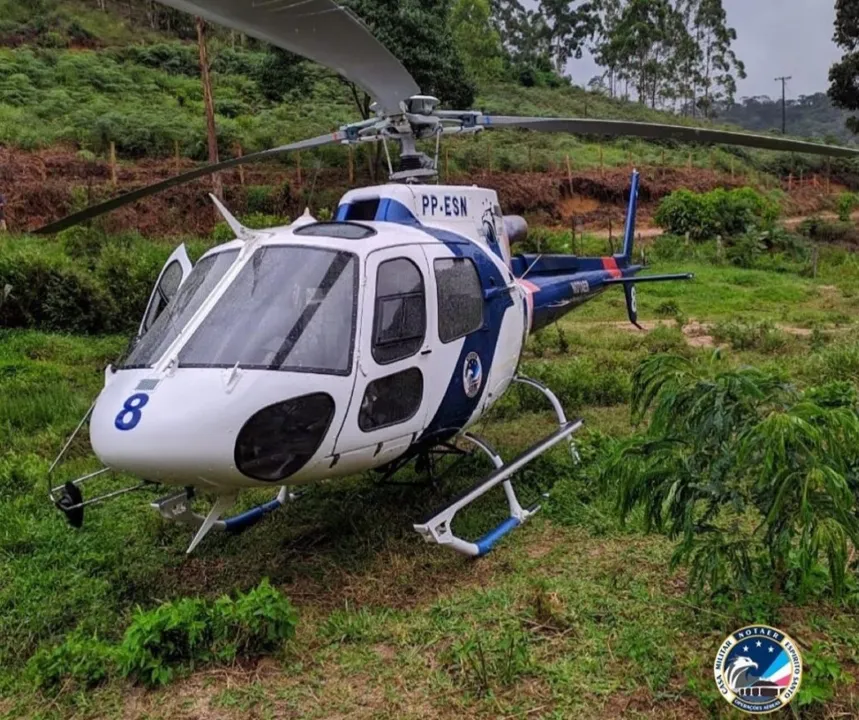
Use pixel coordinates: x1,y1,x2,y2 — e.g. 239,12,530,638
0,146,839,237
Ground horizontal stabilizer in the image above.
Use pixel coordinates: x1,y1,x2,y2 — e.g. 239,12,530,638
603,273,694,285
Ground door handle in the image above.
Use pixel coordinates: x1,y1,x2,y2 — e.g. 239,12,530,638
420,349,432,355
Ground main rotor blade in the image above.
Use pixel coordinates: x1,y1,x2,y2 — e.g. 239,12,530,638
34,131,346,235
479,117,859,159
158,0,419,114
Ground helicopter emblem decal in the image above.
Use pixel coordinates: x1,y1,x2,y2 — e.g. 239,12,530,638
463,352,483,398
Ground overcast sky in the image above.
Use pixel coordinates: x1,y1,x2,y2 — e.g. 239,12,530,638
560,0,842,101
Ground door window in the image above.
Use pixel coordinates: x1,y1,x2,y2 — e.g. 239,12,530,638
358,368,424,431
434,257,483,342
372,257,426,364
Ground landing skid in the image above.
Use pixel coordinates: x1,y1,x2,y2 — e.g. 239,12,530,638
413,374,582,556
414,421,582,556
151,486,303,554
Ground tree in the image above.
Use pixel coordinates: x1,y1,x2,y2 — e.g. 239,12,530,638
692,0,745,117
593,0,686,108
607,353,859,601
829,0,859,134
450,0,504,82
342,0,476,115
196,17,222,201
538,0,600,74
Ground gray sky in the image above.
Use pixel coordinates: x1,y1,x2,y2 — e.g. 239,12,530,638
562,0,841,101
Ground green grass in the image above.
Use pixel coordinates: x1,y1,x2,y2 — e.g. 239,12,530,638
3,245,859,717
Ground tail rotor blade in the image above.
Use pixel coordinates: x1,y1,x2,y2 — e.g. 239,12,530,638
34,131,347,235
478,116,859,159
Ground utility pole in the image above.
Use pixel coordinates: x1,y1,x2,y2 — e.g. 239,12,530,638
775,76,792,134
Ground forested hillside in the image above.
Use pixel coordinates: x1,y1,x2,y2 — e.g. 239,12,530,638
718,93,855,145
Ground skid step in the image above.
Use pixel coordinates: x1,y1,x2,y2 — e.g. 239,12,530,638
414,419,583,557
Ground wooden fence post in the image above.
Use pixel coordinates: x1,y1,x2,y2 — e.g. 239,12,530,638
348,145,354,184
599,145,604,177
528,146,533,173
444,146,450,180
174,140,180,172
788,173,793,191
235,142,245,187
687,152,693,170
296,151,302,185
565,153,573,195
487,142,493,175
109,141,117,188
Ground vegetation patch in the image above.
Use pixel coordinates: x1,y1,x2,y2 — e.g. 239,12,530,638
27,579,297,691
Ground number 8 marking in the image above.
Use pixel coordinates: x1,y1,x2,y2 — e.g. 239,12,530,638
115,393,149,431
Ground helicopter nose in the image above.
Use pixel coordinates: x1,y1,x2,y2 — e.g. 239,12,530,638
89,369,338,487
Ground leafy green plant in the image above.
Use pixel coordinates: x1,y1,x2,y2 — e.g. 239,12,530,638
654,187,779,241
797,644,852,707
606,353,859,600
27,631,114,692
725,231,766,268
119,579,297,686
836,191,858,222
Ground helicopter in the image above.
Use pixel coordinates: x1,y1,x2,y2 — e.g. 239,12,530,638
42,0,859,557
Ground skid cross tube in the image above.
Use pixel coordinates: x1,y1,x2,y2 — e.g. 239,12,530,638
513,375,580,463
414,419,583,556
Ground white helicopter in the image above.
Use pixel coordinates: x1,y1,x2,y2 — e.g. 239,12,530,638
41,0,859,556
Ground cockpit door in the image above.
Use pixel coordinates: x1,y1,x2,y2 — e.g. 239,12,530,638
332,244,436,471
138,244,193,337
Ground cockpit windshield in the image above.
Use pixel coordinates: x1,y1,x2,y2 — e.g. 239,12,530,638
123,249,239,369
178,246,358,375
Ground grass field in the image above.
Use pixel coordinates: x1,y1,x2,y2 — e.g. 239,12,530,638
3,234,859,718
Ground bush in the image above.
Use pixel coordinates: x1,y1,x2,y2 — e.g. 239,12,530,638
119,579,296,686
654,187,779,241
799,217,859,245
27,632,113,692
836,192,858,222
711,320,790,353
28,579,298,691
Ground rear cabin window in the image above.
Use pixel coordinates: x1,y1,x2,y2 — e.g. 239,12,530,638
372,257,426,364
434,257,484,342
359,368,423,432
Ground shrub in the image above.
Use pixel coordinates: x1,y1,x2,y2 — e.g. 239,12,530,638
28,579,298,691
725,231,766,268
654,187,779,241
836,192,858,222
118,579,296,686
27,632,114,692
799,217,859,245
711,320,789,353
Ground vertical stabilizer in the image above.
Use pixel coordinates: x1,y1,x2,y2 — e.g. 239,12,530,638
619,170,640,264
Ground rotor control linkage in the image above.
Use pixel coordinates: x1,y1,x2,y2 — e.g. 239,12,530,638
414,420,583,557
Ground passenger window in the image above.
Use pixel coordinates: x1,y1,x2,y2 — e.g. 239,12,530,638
434,258,484,342
359,368,423,432
372,258,426,364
